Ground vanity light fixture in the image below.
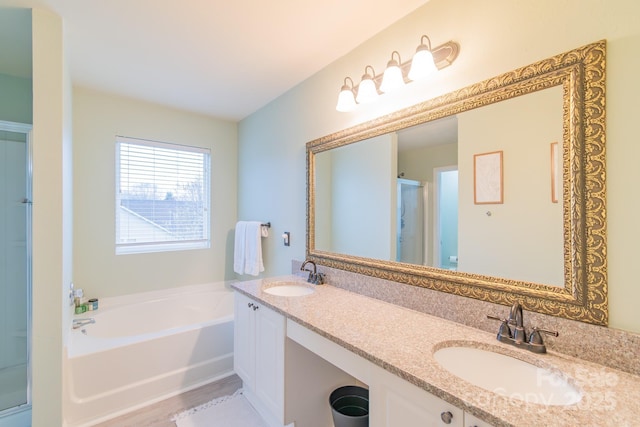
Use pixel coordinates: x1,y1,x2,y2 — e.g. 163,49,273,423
408,35,438,81
380,51,405,93
336,35,460,112
355,65,379,104
336,77,357,112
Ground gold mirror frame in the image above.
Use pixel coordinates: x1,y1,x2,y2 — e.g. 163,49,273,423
306,41,607,326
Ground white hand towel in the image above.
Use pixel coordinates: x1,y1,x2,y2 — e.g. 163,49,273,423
233,221,248,275
243,221,264,276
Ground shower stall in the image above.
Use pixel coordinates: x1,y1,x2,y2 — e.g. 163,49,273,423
0,120,32,422
396,178,427,265
396,170,459,270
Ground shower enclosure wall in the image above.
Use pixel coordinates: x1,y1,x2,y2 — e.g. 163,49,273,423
396,170,459,270
0,121,32,422
396,178,427,265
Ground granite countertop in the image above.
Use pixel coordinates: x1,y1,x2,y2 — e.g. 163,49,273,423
232,276,640,427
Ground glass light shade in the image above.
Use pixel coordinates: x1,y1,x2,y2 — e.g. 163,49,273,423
408,48,437,81
356,77,378,104
336,87,357,112
380,63,405,93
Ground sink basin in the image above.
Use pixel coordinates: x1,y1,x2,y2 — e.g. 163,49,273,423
263,282,315,297
433,346,581,406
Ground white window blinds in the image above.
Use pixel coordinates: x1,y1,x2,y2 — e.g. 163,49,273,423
115,136,211,254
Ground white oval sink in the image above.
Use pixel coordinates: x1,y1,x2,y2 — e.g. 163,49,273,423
263,282,315,297
433,346,581,406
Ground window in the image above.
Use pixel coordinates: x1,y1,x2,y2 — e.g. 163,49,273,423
115,136,211,254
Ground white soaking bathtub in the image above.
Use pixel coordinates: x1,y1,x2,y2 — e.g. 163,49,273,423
65,282,235,427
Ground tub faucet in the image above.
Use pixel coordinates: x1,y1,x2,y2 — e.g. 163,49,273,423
73,318,95,329
300,259,325,285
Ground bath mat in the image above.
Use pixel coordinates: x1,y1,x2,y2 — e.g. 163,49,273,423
172,389,268,427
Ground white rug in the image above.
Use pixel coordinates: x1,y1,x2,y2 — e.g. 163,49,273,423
173,389,268,427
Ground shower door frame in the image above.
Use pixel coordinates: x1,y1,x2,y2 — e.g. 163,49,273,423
396,178,428,266
0,120,33,419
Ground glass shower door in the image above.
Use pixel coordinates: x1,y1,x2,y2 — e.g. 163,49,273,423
396,179,426,265
0,126,30,415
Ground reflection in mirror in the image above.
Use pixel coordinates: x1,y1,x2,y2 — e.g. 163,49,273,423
397,116,458,270
315,86,563,287
457,85,563,287
308,41,607,325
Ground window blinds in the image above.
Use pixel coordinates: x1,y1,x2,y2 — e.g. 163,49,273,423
115,136,211,254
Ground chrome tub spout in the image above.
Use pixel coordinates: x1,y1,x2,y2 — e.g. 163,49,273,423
73,318,95,329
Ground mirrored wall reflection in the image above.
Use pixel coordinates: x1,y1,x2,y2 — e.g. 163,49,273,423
396,178,425,265
314,85,564,287
396,115,458,269
315,115,459,268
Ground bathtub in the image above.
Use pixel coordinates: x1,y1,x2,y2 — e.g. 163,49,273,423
65,282,235,427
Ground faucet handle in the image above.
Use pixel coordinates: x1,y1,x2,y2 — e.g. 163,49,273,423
527,327,559,353
528,327,559,345
487,314,510,327
487,315,512,341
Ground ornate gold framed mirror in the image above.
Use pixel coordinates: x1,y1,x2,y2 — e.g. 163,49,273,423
306,41,607,325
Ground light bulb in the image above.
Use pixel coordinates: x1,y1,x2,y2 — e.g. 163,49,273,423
336,87,356,112
356,67,378,104
380,62,405,93
408,41,437,81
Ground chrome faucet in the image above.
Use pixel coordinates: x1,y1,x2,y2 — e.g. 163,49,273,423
73,318,95,329
300,259,325,285
488,302,558,354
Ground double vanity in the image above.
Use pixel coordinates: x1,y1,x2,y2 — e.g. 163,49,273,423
232,276,640,427
228,38,638,427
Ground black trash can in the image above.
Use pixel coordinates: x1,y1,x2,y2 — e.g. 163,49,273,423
329,385,369,427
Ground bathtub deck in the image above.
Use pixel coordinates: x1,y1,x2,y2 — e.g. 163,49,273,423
93,374,242,427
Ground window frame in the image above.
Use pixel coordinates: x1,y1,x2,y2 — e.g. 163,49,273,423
115,135,211,255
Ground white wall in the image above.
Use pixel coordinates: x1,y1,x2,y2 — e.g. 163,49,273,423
73,87,238,298
31,8,70,426
398,143,457,184
314,152,332,252
320,133,397,259
458,86,564,286
239,0,640,333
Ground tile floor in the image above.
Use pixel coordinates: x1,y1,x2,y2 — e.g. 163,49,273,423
93,374,242,427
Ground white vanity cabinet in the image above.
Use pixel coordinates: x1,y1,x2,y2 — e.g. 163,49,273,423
464,412,494,427
370,366,463,427
234,292,286,426
287,319,464,427
234,292,492,427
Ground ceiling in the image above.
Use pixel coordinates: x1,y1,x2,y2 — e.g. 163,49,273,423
397,115,458,152
0,0,428,120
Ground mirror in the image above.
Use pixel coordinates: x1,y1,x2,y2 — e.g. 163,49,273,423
315,86,564,286
307,41,607,325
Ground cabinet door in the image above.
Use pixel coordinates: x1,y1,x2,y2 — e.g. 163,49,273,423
233,293,256,388
371,366,463,427
464,412,494,427
254,302,286,421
